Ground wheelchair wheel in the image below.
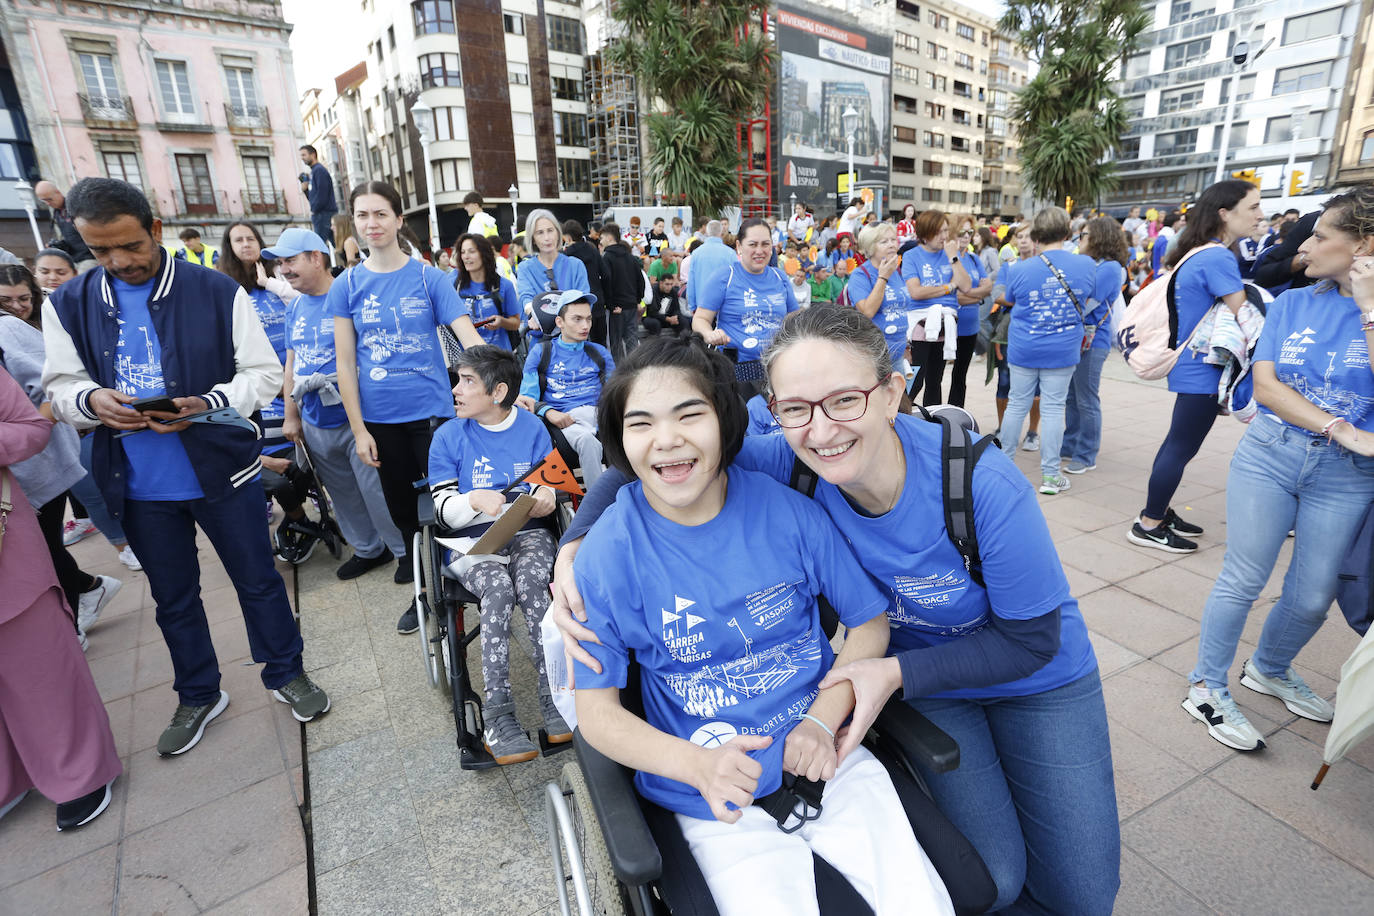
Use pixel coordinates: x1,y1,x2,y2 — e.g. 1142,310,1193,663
558,762,629,916
414,531,441,689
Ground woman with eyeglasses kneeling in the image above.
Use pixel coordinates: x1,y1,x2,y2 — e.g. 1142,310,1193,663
555,307,1120,915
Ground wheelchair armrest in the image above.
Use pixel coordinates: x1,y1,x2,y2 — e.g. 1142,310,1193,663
573,729,663,887
873,697,960,774
417,490,436,527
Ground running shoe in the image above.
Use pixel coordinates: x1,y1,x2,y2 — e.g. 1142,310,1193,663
1182,685,1265,751
1239,659,1334,722
118,546,143,571
397,599,419,634
56,780,114,831
1020,431,1040,452
1039,474,1071,495
1127,520,1197,553
157,691,230,756
272,674,332,722
1163,508,1204,537
1063,459,1096,474
62,518,98,546
77,576,121,631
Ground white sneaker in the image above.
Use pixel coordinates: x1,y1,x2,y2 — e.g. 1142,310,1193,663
1239,659,1334,722
62,518,98,546
77,630,89,653
1020,431,1040,451
1182,685,1265,751
118,546,142,571
77,575,121,631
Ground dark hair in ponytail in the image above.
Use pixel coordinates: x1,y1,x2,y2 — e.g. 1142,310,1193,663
1165,179,1255,268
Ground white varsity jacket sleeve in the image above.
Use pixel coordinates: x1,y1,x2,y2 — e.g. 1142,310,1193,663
40,298,103,430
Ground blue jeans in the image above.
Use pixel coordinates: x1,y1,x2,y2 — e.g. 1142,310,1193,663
1001,364,1075,478
121,481,304,705
1190,419,1374,688
1061,347,1109,466
312,210,337,249
68,432,127,545
910,670,1120,914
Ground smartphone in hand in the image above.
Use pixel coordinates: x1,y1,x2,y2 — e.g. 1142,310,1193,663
131,395,178,413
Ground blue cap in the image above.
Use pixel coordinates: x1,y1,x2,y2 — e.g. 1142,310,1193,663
261,227,331,260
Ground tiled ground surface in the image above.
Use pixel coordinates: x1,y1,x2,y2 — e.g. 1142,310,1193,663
5,358,1372,915
0,529,308,915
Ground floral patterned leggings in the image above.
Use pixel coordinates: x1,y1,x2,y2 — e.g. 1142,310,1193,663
454,528,557,702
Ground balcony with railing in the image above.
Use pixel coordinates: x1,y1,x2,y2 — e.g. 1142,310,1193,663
244,189,287,214
173,188,229,217
224,103,272,134
79,93,137,129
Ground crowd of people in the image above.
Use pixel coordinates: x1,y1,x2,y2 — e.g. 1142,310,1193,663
3,167,1373,916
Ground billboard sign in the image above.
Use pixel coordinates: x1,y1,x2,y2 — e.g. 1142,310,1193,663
777,3,891,216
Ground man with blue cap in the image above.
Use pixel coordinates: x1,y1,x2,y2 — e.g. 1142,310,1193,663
261,227,410,582
515,289,613,486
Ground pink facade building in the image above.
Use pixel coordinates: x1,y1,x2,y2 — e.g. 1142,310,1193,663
0,0,310,248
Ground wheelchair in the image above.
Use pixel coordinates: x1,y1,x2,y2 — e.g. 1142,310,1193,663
410,416,585,770
544,628,998,915
265,443,345,566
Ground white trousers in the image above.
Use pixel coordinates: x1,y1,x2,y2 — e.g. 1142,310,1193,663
560,405,603,488
676,746,953,916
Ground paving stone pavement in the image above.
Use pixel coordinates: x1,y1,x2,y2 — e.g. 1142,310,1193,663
4,358,1372,915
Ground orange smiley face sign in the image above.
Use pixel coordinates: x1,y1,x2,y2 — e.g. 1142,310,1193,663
530,448,583,497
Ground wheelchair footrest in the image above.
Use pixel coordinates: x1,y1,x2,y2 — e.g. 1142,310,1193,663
538,729,573,758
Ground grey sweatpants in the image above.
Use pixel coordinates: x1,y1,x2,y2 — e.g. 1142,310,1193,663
301,421,407,560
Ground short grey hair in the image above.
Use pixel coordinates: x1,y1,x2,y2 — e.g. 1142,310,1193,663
856,222,896,258
761,305,892,397
704,220,724,238
524,208,560,247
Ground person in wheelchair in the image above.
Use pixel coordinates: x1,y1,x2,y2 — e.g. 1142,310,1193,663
428,345,572,765
514,289,614,488
571,335,952,915
262,439,327,565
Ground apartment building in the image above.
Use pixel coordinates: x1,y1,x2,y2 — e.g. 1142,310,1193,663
1111,0,1363,209
888,0,1023,219
1332,0,1373,184
0,0,309,248
335,0,593,245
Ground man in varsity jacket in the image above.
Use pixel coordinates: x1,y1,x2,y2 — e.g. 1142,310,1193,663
41,178,330,757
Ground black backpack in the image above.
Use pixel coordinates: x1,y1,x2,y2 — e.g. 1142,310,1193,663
536,337,607,400
788,409,995,587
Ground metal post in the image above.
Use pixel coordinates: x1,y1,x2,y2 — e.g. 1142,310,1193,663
1280,106,1311,202
421,137,439,253
1212,85,1241,185
508,183,519,240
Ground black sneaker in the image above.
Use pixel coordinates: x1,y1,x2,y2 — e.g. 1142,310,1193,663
394,556,414,585
56,780,114,831
336,548,394,581
1163,508,1204,537
1126,521,1198,553
397,599,419,634
274,519,322,565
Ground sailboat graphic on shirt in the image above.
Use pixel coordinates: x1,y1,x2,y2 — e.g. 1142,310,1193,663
114,317,165,393
360,295,428,362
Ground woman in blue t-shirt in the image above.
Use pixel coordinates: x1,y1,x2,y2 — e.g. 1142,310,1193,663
515,209,590,335
219,221,288,421
950,224,993,408
1000,207,1110,496
330,181,485,634
453,233,519,349
847,222,913,368
1061,217,1127,474
899,211,971,406
554,309,1120,914
1129,180,1263,553
571,335,951,914
1183,188,1374,752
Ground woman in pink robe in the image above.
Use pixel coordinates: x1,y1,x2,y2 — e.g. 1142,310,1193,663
0,366,121,830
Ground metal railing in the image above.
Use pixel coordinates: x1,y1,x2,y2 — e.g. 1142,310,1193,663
224,103,271,130
79,93,135,125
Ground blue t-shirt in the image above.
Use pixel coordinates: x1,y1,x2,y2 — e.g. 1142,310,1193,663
1151,233,1170,275
1254,285,1374,433
846,261,914,363
457,276,520,348
701,264,799,362
110,276,204,501
957,252,985,337
733,415,1097,700
326,260,468,423
520,338,616,410
899,246,957,313
746,393,781,436
515,254,590,311
427,407,552,493
249,287,288,419
1003,251,1107,369
1167,245,1244,394
286,291,348,429
573,468,888,819
1089,261,1125,350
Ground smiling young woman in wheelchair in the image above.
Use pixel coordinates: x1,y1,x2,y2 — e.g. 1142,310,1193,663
568,335,952,915
426,344,571,764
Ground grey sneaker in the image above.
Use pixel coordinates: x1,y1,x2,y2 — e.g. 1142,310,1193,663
77,575,122,631
1063,459,1096,474
540,688,572,744
1182,685,1265,751
157,690,230,756
483,692,539,765
1039,474,1070,495
272,674,331,722
1020,431,1040,452
1239,659,1334,722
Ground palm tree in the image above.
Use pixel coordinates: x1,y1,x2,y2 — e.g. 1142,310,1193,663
606,0,775,217
1000,0,1150,205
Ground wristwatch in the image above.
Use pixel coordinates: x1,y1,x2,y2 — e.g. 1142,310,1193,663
1363,308,1374,327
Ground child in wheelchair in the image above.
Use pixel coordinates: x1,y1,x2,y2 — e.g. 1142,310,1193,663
428,345,572,764
571,336,952,915
260,421,333,564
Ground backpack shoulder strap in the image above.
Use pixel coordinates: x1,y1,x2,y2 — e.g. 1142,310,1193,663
537,337,553,397
586,343,607,384
788,455,819,499
937,414,992,588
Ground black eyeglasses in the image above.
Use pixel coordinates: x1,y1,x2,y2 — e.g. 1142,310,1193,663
769,380,885,428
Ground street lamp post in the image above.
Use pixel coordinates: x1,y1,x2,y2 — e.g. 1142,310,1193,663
508,183,519,240
1281,105,1311,201
13,180,42,252
1213,17,1271,185
409,97,440,253
842,107,859,201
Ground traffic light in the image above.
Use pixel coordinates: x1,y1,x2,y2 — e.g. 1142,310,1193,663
1231,168,1260,188
1288,169,1306,197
